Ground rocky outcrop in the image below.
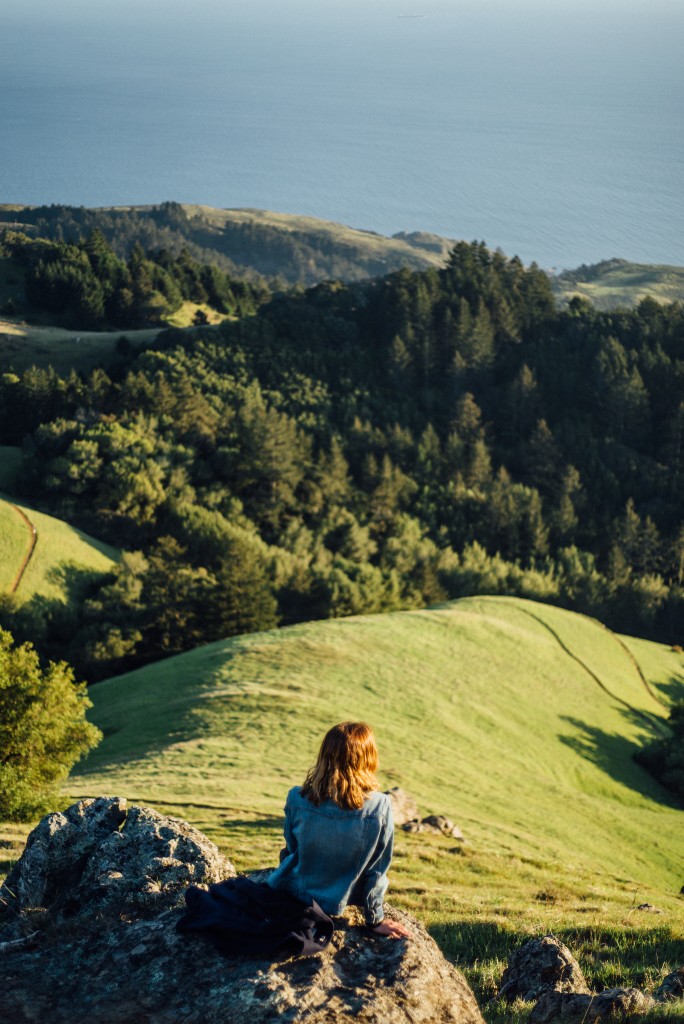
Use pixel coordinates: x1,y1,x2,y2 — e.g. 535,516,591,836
0,796,234,925
530,987,654,1023
499,934,670,1021
384,787,419,826
421,815,464,839
0,797,485,1024
498,935,590,1003
655,967,684,1002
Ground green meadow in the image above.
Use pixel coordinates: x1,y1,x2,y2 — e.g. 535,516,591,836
0,493,118,605
1,595,671,1020
553,259,684,310
0,317,162,376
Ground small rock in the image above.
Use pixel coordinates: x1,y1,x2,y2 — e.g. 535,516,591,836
655,967,684,1002
530,987,654,1023
384,788,419,826
635,903,661,913
498,935,590,1002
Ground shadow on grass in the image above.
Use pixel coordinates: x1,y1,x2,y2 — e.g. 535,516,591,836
0,561,108,666
428,918,684,983
658,672,684,705
559,710,682,809
221,817,284,830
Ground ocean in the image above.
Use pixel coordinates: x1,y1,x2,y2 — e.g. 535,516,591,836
1,0,682,269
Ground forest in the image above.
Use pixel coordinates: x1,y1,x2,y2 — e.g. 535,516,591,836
0,229,270,328
0,232,683,688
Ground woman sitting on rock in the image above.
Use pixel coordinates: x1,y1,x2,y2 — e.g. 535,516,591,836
267,721,412,939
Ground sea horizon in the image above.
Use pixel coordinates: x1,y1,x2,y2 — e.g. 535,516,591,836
1,0,682,269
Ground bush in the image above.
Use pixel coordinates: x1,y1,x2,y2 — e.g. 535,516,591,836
0,629,102,820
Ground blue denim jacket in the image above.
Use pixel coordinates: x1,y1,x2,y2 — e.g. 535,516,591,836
267,786,394,926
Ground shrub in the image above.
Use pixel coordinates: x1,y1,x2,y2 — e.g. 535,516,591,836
0,629,102,820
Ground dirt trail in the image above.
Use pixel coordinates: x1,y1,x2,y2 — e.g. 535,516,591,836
482,597,668,733
8,503,37,594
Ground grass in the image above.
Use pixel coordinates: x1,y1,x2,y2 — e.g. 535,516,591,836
2,596,683,1019
178,204,455,269
0,494,118,605
163,300,231,328
0,315,162,375
0,500,31,591
553,259,684,310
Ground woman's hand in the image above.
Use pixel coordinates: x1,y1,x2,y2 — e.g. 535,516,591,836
371,919,412,939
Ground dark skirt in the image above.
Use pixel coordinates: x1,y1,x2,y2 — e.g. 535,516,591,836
176,876,335,958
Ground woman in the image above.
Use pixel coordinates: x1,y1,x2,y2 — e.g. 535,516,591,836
267,721,412,939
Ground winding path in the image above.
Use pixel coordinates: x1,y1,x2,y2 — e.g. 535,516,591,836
482,597,669,734
8,503,37,595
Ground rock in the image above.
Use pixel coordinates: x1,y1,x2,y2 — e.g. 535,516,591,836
384,787,419,826
421,815,464,839
498,935,590,1002
634,902,661,913
0,796,233,932
655,967,684,1002
0,798,485,1024
530,987,654,1023
400,814,464,839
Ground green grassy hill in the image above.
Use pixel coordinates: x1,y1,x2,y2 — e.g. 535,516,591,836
552,259,684,310
3,595,683,1017
0,202,454,289
63,596,682,882
0,493,118,604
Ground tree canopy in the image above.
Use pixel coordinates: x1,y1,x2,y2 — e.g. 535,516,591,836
0,629,101,820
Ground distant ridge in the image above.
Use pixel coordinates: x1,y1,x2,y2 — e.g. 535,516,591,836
1,202,683,306
0,202,454,287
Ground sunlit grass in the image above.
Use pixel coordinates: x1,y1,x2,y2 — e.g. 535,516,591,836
3,597,683,1021
0,494,118,604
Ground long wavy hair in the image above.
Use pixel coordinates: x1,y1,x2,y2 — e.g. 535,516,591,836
301,722,379,810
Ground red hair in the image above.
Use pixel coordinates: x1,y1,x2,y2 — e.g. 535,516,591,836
301,722,379,810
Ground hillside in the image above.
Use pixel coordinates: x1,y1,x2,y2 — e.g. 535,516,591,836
0,491,118,605
0,202,453,288
3,596,683,1018
3,203,684,310
63,597,682,893
0,317,162,376
552,258,684,310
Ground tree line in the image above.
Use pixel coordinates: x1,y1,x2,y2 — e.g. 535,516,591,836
0,229,270,328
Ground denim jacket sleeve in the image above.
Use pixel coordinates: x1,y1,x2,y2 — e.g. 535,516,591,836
358,807,394,926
